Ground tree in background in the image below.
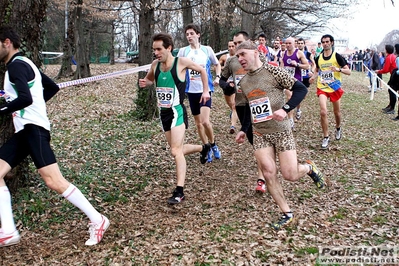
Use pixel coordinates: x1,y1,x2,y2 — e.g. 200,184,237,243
21,0,363,123
112,0,158,120
45,0,119,78
235,0,360,41
378,30,399,51
0,0,48,192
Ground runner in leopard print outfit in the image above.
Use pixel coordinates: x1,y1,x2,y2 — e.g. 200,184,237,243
234,41,326,230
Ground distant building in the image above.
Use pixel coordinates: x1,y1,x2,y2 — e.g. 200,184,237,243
333,38,349,54
306,38,350,55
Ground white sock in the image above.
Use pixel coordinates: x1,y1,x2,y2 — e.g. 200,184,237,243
62,184,102,224
0,186,17,234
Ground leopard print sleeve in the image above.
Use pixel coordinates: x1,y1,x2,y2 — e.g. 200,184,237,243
265,64,297,90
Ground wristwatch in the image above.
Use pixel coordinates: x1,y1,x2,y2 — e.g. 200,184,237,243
282,104,291,112
216,74,221,78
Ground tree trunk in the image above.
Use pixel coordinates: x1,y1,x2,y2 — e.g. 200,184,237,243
110,22,115,65
181,0,193,26
74,0,91,79
58,0,75,78
134,0,158,121
220,0,236,45
209,0,221,52
241,1,258,38
0,0,47,193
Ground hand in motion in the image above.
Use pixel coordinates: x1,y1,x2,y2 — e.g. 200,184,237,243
272,109,288,122
139,78,152,88
235,131,246,144
200,91,211,104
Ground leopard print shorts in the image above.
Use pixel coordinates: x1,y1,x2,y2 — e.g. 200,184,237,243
253,130,296,153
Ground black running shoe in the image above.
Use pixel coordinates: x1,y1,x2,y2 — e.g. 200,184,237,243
382,106,391,112
385,108,395,114
271,212,294,230
167,190,185,205
306,160,325,189
200,143,211,164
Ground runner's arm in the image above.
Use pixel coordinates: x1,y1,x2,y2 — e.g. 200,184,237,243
309,57,320,82
138,61,156,88
282,81,308,113
219,75,235,95
297,51,310,70
238,103,252,134
0,62,33,115
335,53,351,75
42,72,60,102
182,57,210,94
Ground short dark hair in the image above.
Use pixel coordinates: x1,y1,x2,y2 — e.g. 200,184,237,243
321,34,334,46
385,44,394,54
152,33,174,51
258,33,266,40
184,24,201,35
0,25,21,49
234,31,250,40
395,44,399,55
297,37,305,43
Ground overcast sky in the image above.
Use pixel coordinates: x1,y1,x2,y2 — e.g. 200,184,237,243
311,0,398,49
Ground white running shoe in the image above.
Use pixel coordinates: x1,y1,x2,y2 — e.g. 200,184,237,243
85,215,110,246
321,137,330,149
0,229,20,247
335,128,342,140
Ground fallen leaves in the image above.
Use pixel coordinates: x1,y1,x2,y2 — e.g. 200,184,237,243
1,65,398,265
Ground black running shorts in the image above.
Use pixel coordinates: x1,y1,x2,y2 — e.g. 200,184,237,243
0,124,57,169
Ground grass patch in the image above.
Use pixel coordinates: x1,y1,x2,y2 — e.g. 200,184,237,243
295,246,319,256
328,207,348,222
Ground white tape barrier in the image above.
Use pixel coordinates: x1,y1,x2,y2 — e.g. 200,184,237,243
42,52,64,60
56,50,228,89
57,64,151,88
363,63,399,101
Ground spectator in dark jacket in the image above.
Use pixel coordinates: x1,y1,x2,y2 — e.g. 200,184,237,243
357,50,363,72
377,44,398,114
390,44,399,120
369,49,381,91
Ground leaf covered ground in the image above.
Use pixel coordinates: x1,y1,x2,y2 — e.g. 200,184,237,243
0,64,398,266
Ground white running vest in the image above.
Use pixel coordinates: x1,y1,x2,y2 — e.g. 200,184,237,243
3,56,50,132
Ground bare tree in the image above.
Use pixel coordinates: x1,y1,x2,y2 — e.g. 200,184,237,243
119,0,158,120
233,0,360,41
378,29,399,51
